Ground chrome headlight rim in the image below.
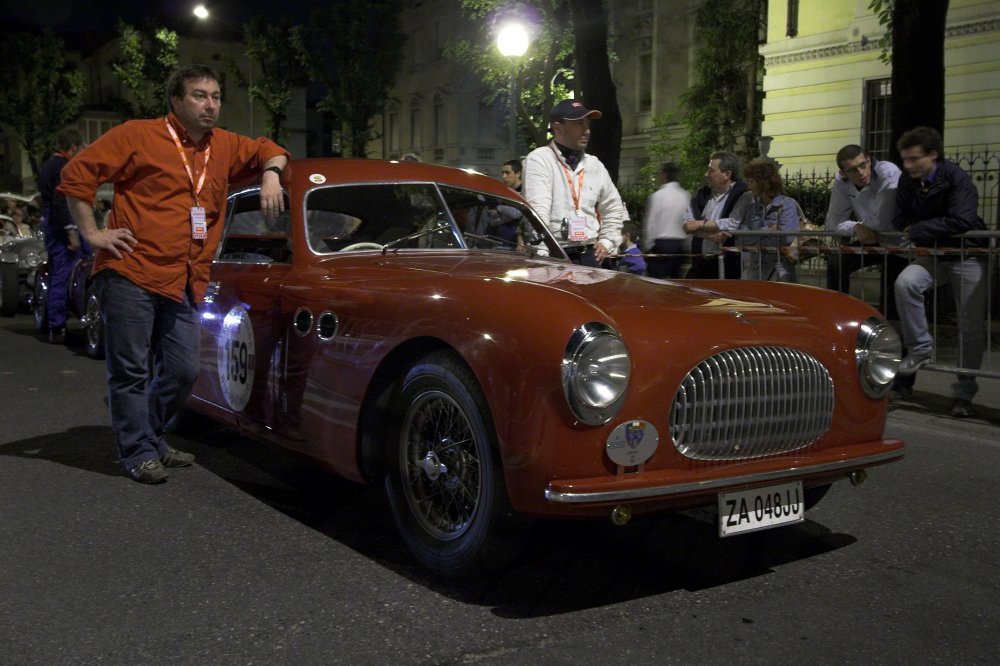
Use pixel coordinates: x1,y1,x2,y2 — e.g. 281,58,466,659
856,316,902,399
562,322,631,425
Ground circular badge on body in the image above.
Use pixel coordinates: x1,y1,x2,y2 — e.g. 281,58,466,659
605,420,659,467
217,306,256,411
309,173,327,184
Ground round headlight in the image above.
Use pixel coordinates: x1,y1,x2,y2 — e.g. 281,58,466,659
856,317,901,398
562,322,631,425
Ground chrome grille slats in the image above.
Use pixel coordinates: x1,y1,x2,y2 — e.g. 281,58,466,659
669,346,834,461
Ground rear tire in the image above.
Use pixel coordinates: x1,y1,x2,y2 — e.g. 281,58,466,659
83,284,105,359
383,350,530,577
0,261,17,317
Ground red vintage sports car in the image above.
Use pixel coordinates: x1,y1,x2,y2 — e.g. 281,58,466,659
184,158,904,576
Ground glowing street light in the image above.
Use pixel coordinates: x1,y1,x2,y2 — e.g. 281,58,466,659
496,22,530,159
192,4,255,135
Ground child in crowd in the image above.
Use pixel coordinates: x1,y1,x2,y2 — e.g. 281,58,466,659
618,221,647,276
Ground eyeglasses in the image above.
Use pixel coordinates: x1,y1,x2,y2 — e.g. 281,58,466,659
842,158,870,176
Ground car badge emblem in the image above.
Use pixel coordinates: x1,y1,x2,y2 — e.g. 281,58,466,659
309,173,327,184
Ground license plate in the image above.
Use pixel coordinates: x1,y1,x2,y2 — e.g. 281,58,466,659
718,480,804,536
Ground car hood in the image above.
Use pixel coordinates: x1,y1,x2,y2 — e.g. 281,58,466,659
312,250,841,337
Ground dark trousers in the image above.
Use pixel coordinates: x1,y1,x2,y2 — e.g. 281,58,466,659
646,238,686,279
565,244,611,269
685,250,741,279
95,270,201,471
825,249,908,319
42,222,84,331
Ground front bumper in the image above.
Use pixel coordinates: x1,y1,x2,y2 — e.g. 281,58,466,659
545,439,904,505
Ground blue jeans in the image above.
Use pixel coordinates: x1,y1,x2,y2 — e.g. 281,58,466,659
94,270,201,471
894,256,987,401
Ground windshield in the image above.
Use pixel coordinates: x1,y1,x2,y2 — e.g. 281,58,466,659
304,183,461,253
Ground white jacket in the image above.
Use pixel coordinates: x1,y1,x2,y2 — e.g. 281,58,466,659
523,142,625,254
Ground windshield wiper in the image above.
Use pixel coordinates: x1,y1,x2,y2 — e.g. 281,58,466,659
381,222,453,253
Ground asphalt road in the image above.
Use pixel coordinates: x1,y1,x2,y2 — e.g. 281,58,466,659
2,316,998,665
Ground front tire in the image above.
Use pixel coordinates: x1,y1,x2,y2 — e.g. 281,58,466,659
33,272,48,334
384,351,528,577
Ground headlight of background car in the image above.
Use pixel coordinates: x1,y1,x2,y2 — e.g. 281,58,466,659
22,250,42,269
562,322,631,425
856,316,901,398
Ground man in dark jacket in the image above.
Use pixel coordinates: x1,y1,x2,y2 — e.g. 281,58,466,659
892,126,987,417
38,127,88,343
683,151,749,279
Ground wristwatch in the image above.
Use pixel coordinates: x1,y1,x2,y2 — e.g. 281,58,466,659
265,165,283,176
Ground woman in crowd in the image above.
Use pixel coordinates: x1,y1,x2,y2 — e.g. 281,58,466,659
739,159,800,282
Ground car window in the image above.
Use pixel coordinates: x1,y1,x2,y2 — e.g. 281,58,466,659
305,183,460,253
218,191,292,264
435,185,561,256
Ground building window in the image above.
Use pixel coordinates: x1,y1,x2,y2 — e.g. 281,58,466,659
639,52,653,113
786,0,799,38
410,95,423,151
433,92,445,146
863,78,892,162
386,106,400,155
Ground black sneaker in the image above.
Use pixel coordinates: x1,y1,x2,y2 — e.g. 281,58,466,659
129,459,168,484
950,399,974,418
161,447,195,468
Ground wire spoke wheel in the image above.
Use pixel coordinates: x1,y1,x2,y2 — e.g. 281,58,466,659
401,389,481,541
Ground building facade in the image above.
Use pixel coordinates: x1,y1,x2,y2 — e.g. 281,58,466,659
760,0,1000,173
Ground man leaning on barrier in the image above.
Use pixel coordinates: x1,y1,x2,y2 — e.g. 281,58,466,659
825,144,909,319
892,126,988,418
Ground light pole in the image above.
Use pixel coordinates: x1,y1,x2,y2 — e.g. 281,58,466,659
496,22,529,159
193,4,254,136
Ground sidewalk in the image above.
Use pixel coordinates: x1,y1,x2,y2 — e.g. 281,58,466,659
889,366,1000,425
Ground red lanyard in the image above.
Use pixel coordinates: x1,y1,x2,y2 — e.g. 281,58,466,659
550,144,585,212
165,118,211,206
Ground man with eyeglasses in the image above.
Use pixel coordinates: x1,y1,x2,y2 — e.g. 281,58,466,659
523,99,625,267
824,144,908,319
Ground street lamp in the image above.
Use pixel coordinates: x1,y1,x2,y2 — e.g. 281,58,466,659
496,22,530,160
192,4,254,136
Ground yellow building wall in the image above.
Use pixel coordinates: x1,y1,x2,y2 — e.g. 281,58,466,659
760,0,1000,174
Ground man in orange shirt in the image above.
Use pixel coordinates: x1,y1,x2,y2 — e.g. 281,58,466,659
59,64,289,484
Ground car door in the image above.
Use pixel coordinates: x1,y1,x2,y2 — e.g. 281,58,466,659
193,188,292,432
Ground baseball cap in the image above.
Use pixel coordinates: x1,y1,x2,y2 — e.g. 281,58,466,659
549,99,603,126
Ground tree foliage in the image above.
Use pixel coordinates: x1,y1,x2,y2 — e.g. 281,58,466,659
292,0,406,157
111,21,179,119
0,30,85,180
223,16,300,144
445,0,576,150
645,0,766,189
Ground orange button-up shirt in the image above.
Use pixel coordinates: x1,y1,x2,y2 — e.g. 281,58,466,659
58,113,289,302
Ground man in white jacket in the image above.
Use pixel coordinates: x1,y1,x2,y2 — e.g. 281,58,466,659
523,99,626,267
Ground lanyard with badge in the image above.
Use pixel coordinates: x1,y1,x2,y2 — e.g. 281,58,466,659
550,145,588,242
165,118,211,240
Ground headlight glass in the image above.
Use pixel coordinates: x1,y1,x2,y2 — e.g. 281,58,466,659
856,317,901,398
562,323,631,425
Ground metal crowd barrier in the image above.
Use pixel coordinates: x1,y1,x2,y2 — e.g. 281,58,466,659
631,229,1000,381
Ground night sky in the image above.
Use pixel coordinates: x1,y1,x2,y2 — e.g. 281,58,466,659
0,0,317,43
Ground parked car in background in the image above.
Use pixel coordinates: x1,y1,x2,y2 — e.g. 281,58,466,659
33,253,103,358
173,157,907,576
0,233,46,317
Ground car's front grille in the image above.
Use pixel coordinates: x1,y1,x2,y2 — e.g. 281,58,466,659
669,346,834,461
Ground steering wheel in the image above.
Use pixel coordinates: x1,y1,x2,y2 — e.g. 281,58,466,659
339,242,384,252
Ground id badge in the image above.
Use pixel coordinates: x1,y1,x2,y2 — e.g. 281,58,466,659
190,206,207,240
568,214,588,242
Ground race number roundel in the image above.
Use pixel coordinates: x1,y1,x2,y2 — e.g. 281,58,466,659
218,306,256,411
